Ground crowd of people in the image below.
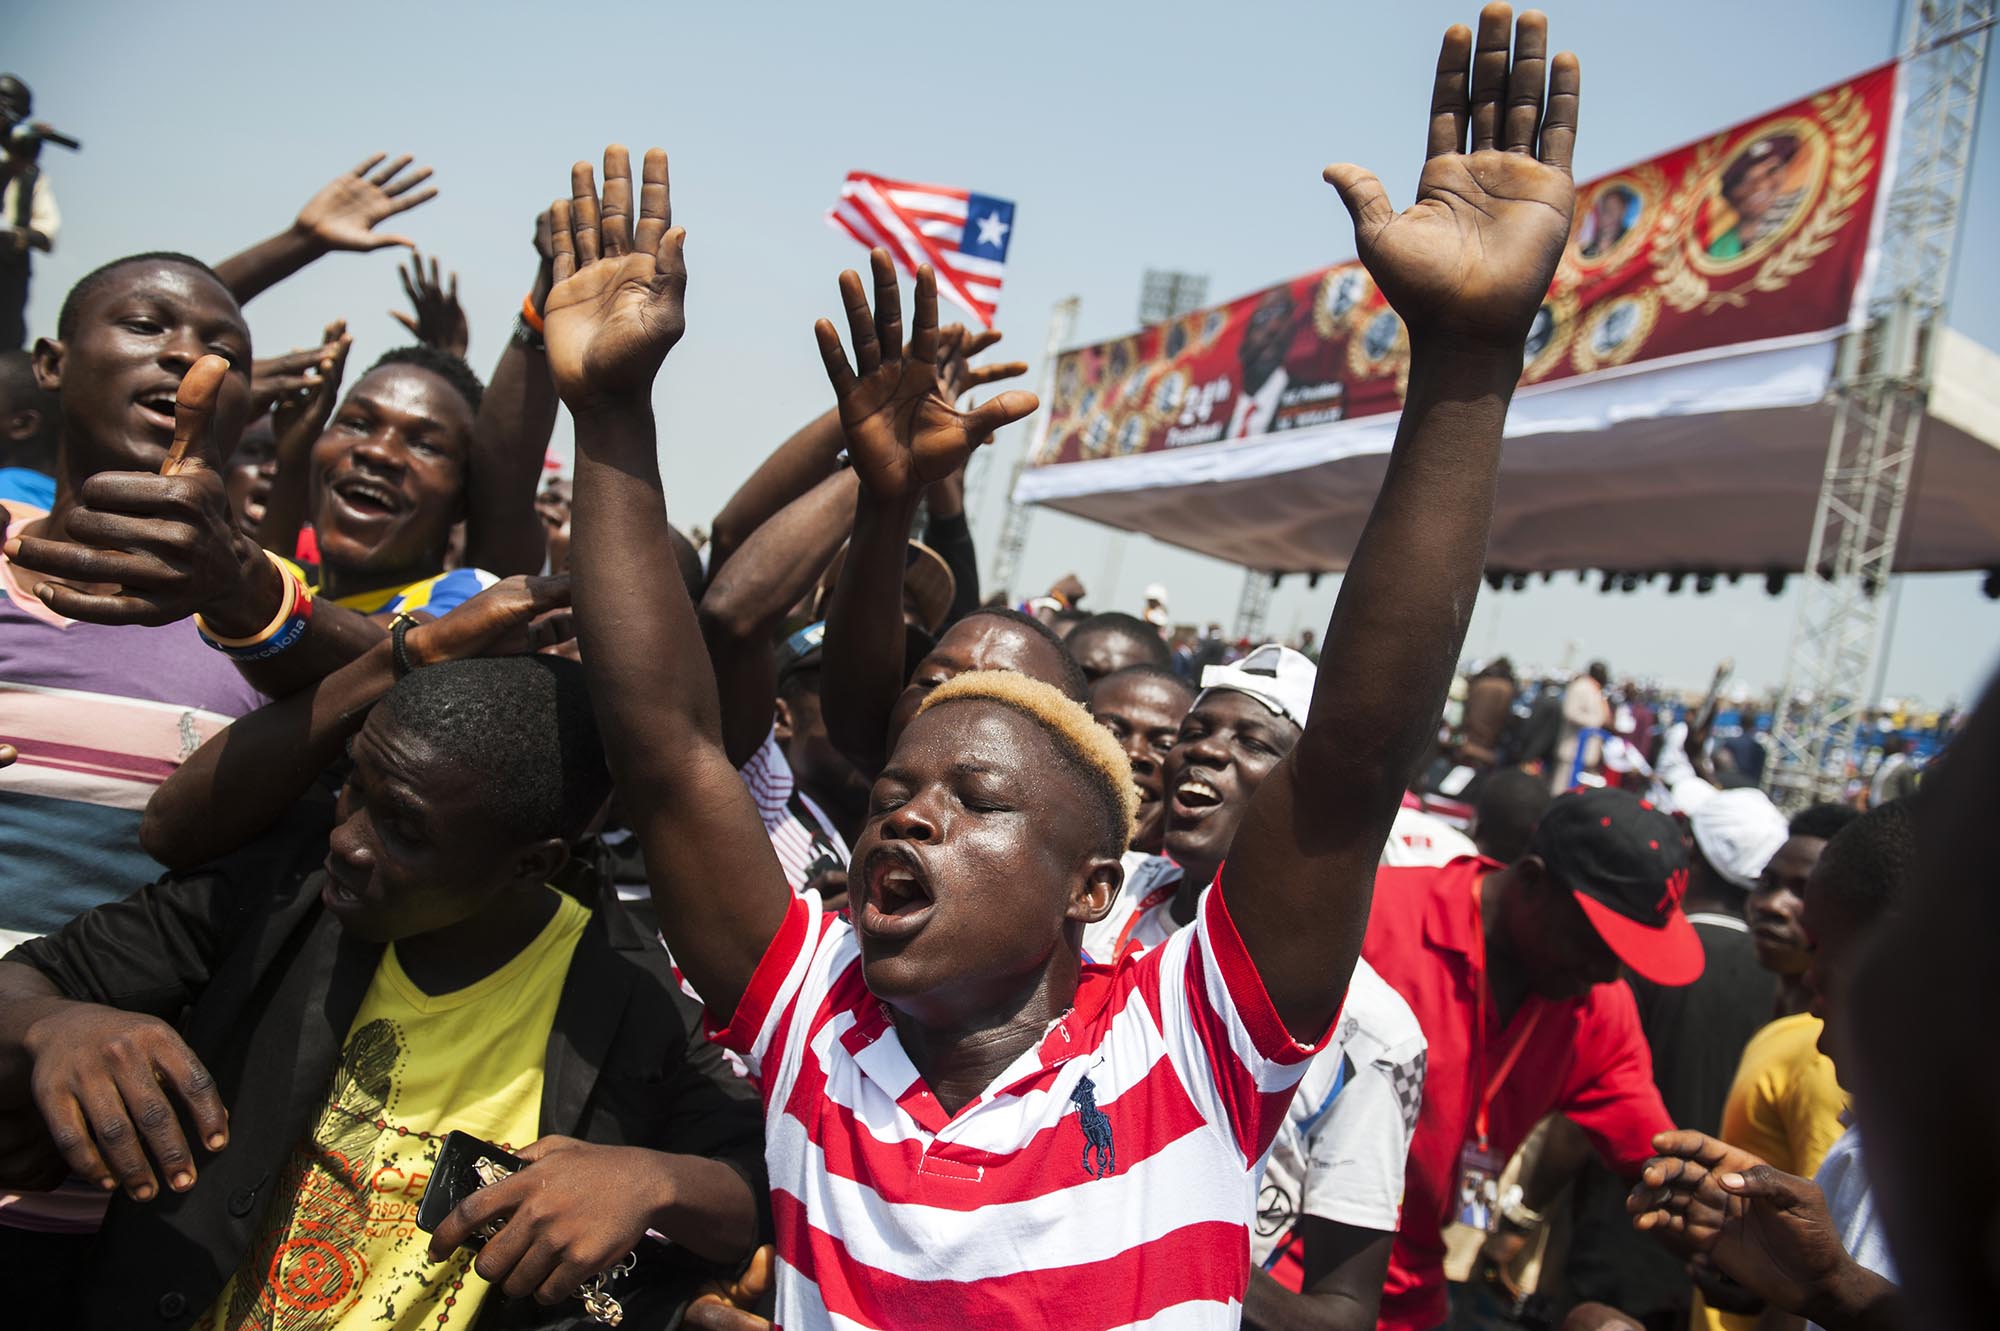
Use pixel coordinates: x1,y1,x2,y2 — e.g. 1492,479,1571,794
0,8,1986,1331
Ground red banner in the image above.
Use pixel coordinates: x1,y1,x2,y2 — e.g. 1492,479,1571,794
1032,63,1896,468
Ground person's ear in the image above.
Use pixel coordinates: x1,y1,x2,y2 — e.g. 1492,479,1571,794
1067,855,1125,926
513,837,569,889
773,697,796,746
3,407,41,444
31,337,62,393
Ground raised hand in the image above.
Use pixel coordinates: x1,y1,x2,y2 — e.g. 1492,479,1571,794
294,153,437,253
542,146,686,407
269,320,352,445
391,251,470,357
249,321,349,418
815,249,1037,501
1323,4,1578,351
936,325,1028,405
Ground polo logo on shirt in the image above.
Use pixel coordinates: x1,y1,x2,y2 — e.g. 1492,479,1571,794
1070,1073,1116,1179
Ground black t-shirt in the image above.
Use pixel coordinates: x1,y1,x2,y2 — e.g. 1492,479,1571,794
1560,917,1775,1321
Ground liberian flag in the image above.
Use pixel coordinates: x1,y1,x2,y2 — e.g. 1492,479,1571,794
828,173,1014,329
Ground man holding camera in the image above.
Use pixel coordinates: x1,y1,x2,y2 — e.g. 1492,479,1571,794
0,76,65,351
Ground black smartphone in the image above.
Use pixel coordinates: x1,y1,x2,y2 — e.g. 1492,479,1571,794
415,1130,525,1245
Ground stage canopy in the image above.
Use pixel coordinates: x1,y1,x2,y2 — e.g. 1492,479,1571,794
1013,63,2000,576
1014,328,2000,576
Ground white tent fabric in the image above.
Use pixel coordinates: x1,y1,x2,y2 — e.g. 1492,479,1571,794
1012,329,2000,575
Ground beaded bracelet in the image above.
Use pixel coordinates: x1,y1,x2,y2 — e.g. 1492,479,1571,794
195,550,315,661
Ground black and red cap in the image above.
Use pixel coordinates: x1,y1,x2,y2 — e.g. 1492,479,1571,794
1531,787,1703,987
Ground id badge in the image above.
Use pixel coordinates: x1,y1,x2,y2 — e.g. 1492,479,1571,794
1454,1141,1504,1231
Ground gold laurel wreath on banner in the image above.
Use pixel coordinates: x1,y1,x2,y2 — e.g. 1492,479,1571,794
1649,87,1876,314
1347,306,1408,380
1571,289,1662,374
1314,266,1376,339
1556,164,1669,287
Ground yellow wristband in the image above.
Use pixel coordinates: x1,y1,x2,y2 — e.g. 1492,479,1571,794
194,549,304,648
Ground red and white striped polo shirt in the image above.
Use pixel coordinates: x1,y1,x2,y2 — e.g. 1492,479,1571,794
709,879,1337,1329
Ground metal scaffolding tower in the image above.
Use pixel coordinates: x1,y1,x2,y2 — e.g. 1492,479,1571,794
1767,0,1995,808
985,297,1080,599
1233,569,1275,643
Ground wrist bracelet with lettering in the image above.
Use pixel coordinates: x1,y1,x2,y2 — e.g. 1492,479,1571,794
195,550,315,661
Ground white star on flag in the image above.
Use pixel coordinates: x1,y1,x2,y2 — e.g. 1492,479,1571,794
827,173,1015,328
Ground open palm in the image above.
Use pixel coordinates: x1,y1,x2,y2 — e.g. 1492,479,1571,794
542,148,686,408
815,250,1037,502
296,153,437,253
1325,5,1579,349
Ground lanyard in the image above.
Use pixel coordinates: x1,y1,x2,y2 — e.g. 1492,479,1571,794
1113,881,1180,958
1468,875,1543,1151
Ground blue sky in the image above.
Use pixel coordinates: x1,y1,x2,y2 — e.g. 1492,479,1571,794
15,0,1997,705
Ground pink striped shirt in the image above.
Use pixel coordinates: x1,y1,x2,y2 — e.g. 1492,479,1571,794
710,881,1336,1329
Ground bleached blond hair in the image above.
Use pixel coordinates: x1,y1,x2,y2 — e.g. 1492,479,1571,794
917,670,1138,853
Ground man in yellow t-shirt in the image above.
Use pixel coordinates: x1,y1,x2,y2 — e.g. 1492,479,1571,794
1694,804,1855,1331
203,892,591,1330
0,655,765,1329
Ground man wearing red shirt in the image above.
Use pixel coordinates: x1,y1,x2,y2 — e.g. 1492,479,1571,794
1362,787,1701,1331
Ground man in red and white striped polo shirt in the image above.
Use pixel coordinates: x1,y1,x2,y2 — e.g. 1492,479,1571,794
553,10,1583,1323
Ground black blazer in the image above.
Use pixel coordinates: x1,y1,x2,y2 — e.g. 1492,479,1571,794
4,802,766,1330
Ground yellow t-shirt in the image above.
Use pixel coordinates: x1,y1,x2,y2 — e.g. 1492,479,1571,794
1694,1012,1847,1331
202,892,589,1331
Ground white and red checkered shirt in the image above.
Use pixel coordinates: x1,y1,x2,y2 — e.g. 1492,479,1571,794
738,729,850,892
709,880,1337,1329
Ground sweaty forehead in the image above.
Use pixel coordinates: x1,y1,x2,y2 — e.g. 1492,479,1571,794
345,365,476,440
894,698,1061,780
1091,674,1188,727
356,706,487,820
84,262,248,341
936,619,1066,684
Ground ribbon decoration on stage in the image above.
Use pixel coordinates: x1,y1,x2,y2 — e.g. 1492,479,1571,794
1030,62,1896,469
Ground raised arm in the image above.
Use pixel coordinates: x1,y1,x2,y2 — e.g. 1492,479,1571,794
1223,4,1580,1037
459,217,564,576
704,408,848,578
699,467,860,767
705,321,1019,584
818,252,1037,776
216,154,437,304
253,319,351,559
550,146,791,1020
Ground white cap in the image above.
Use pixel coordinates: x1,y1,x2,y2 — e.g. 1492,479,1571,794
1688,788,1789,890
1198,644,1317,731
1144,583,1170,607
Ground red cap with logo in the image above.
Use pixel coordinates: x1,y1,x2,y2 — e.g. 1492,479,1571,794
1530,787,1704,987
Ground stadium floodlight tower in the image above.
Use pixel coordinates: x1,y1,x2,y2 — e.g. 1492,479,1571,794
1766,0,1995,810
